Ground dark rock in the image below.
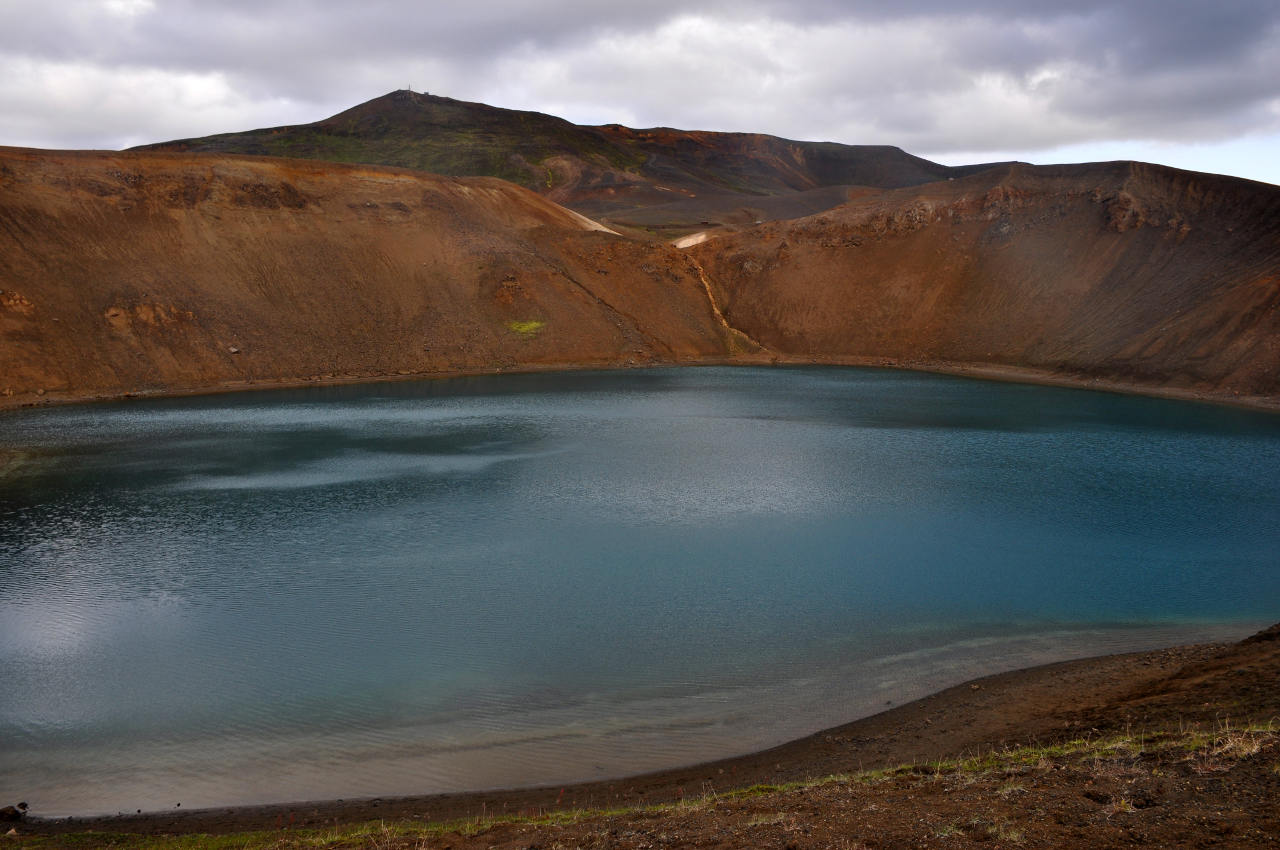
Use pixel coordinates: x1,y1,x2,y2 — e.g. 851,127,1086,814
1242,623,1280,644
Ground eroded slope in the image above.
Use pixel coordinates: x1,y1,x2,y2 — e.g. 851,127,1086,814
0,148,740,405
693,161,1280,401
3,149,1279,409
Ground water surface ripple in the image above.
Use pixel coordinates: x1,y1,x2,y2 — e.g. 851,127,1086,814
2,367,1278,815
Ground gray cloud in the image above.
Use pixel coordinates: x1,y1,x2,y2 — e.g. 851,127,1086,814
1,0,1278,177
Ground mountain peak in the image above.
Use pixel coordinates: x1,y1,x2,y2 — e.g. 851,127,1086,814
133,90,1010,234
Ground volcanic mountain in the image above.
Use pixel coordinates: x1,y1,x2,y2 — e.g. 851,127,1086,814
2,92,1279,410
134,89,1007,236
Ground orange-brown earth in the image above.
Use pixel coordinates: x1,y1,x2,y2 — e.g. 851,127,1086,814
2,147,1278,410
694,161,1280,405
0,146,752,408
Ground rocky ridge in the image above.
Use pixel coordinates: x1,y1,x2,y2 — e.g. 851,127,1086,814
1,145,1278,410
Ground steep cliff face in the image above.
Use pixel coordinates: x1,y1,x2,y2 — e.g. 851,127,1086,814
0,148,739,406
2,148,1278,409
692,162,1280,400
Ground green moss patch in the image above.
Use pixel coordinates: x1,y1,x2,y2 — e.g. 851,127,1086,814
506,320,546,337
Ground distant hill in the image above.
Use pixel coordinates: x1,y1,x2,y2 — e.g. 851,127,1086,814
133,90,1008,234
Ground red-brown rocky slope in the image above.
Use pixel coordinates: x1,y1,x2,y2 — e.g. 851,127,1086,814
693,161,1280,403
3,149,1279,409
0,147,743,406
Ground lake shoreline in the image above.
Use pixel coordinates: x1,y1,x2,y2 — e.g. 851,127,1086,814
2,355,1278,416
20,623,1280,837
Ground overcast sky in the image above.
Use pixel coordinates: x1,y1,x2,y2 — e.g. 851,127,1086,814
2,1,1278,184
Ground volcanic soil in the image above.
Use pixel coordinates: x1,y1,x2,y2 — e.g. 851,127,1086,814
3,147,1279,411
9,625,1278,847
0,146,757,409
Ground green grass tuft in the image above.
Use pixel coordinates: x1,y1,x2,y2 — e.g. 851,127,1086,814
505,320,546,336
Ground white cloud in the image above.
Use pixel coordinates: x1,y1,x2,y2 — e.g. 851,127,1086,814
930,131,1280,187
102,0,156,18
0,57,309,150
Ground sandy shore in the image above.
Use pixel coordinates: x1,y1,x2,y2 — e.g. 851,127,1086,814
18,622,1278,839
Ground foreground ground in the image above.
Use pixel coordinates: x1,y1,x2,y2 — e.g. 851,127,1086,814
9,624,1278,848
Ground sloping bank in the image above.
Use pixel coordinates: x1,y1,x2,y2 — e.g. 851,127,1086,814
691,161,1280,409
0,147,750,409
17,622,1280,840
1,148,1278,410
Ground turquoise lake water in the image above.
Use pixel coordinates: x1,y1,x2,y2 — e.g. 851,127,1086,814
1,366,1278,815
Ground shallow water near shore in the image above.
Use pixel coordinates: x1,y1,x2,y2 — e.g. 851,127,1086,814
2,366,1278,816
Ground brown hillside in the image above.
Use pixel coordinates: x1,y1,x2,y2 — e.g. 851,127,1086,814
2,148,1279,409
0,147,742,406
693,161,1280,401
